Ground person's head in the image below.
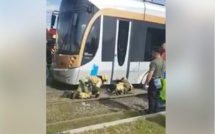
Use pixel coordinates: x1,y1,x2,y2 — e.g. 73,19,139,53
152,46,163,59
121,77,126,80
98,74,108,83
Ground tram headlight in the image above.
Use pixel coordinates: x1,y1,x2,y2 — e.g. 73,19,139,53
69,60,73,64
69,56,76,67
69,57,75,68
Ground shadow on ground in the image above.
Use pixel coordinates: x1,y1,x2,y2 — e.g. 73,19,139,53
98,86,148,112
46,76,78,91
146,114,166,127
97,96,148,112
98,99,134,112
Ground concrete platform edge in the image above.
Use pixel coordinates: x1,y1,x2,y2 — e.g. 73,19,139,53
62,111,166,134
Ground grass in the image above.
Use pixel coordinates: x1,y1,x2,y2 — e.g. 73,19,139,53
145,114,166,127
47,110,142,134
80,115,165,134
47,113,166,134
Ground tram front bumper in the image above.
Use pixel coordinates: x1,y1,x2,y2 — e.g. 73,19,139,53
51,68,79,85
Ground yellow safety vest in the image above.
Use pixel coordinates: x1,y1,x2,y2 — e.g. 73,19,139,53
160,78,166,101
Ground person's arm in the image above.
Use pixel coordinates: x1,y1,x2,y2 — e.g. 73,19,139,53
161,48,166,61
144,70,154,85
163,61,166,72
144,62,155,85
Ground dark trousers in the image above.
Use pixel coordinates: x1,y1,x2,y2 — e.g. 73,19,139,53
147,88,161,114
147,79,161,114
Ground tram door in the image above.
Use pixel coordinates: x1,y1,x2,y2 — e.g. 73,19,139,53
112,20,132,80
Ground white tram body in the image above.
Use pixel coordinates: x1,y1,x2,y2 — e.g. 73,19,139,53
51,0,166,85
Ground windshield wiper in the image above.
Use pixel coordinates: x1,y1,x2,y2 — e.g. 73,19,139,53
58,33,69,54
58,13,74,53
58,5,93,54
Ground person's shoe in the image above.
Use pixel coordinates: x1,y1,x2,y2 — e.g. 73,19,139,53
144,109,153,114
61,90,70,98
95,92,100,98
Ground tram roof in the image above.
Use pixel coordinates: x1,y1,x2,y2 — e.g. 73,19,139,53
89,0,165,18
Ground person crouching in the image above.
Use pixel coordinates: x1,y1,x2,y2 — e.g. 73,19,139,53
113,77,134,95
61,74,108,99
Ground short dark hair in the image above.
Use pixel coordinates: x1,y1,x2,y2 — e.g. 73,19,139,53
152,46,163,54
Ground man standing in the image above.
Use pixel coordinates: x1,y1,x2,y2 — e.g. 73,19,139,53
143,46,165,114
161,43,166,61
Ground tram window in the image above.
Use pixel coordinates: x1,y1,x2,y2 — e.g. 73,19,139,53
117,20,129,66
81,17,100,65
102,17,116,61
144,27,165,61
145,0,165,5
129,21,146,61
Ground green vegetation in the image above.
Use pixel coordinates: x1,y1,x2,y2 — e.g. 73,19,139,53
47,111,142,134
81,115,165,134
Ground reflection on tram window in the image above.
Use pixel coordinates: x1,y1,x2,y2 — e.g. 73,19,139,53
102,17,116,62
144,27,165,61
56,0,99,55
117,20,129,66
129,20,146,62
81,17,100,65
145,0,165,5
84,26,96,57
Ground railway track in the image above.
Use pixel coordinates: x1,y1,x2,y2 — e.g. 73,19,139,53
46,80,165,133
47,80,147,105
47,91,147,105
47,94,151,133
47,89,165,133
47,95,149,123
47,101,165,132
47,90,64,95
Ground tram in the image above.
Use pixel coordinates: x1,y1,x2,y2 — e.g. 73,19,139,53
50,0,166,85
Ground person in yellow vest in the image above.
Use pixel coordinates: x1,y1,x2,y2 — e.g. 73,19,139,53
61,74,108,99
159,43,166,104
112,77,134,95
159,66,166,106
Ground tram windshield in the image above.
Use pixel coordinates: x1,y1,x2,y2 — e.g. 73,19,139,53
57,0,93,55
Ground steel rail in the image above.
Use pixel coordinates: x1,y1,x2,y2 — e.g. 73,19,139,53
47,92,147,105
